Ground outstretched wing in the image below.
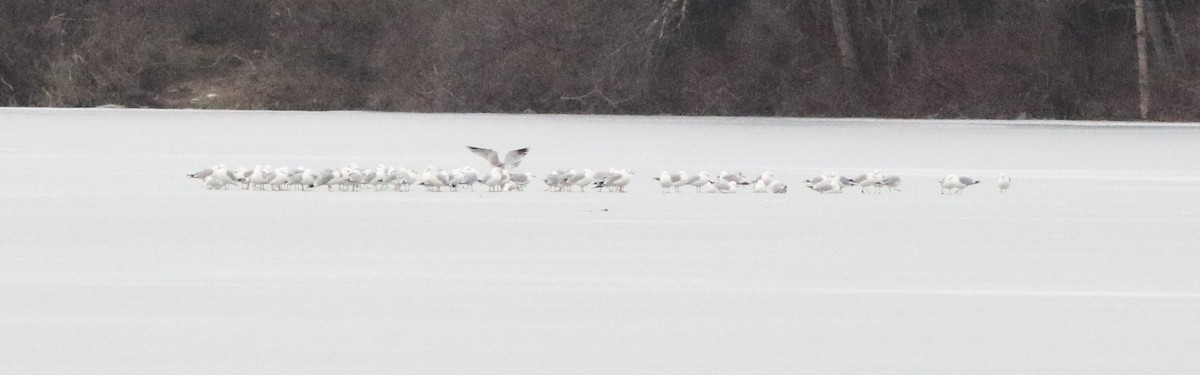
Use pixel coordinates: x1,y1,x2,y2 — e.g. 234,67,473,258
467,146,502,168
502,147,530,169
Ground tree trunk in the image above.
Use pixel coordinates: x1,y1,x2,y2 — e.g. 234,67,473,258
1163,1,1187,65
829,0,858,72
1145,0,1169,69
1135,0,1151,119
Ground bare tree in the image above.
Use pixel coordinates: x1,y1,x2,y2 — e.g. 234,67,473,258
1135,0,1151,119
829,0,858,72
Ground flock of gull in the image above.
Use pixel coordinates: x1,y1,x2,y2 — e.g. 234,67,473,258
188,146,1014,194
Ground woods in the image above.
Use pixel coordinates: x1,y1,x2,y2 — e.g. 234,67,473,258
1,0,1198,120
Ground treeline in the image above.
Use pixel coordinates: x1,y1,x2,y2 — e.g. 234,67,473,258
1,0,1198,120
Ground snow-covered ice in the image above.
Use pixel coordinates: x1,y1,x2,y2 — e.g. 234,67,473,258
2,108,1199,373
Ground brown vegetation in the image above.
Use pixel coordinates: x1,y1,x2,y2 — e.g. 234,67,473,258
2,0,1198,120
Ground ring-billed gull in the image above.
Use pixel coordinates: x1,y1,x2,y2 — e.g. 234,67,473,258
654,171,674,193
809,172,847,194
420,166,446,192
248,165,269,190
594,169,633,192
573,169,595,192
188,166,215,179
688,171,711,192
670,171,689,192
459,167,479,191
768,181,788,194
562,169,584,192
880,175,902,192
714,178,736,193
508,172,532,191
998,174,1011,194
849,170,884,193
720,171,749,186
205,165,240,189
267,167,290,191
543,170,564,191
753,178,770,193
940,175,980,194
483,167,507,192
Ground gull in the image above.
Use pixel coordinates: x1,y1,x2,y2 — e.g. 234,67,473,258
998,174,1011,194
592,170,613,187
448,168,469,191
699,180,718,193
203,176,225,190
688,171,711,192
543,170,563,191
768,181,788,194
467,146,530,169
483,167,507,192
670,171,690,192
207,165,240,189
459,167,479,191
248,165,269,190
345,168,368,192
420,166,446,192
880,175,902,192
391,168,416,192
594,169,633,192
573,169,595,192
849,170,884,193
233,167,252,189
809,172,846,194
297,168,316,191
753,171,775,186
310,168,338,191
654,171,674,193
940,175,980,195
806,173,854,189
368,165,389,190
286,168,305,190
562,169,584,192
753,178,770,193
509,172,533,191
714,178,736,193
720,171,749,186
267,167,290,191
188,166,215,179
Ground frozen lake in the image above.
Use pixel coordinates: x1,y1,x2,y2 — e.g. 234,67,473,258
2,108,1199,373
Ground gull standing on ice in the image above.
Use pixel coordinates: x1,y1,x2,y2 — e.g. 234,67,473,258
595,169,634,192
670,171,690,192
655,171,674,193
850,170,884,193
206,165,240,189
998,174,1011,194
809,172,847,194
940,175,980,195
714,178,736,193
753,178,770,193
768,181,788,194
688,171,711,192
573,169,595,192
879,175,902,192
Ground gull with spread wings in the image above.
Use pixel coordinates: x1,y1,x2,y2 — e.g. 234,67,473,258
467,146,530,170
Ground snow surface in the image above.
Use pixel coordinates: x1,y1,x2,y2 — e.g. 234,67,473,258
2,108,1200,374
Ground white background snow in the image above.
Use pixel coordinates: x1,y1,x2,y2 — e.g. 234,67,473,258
2,108,1199,373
